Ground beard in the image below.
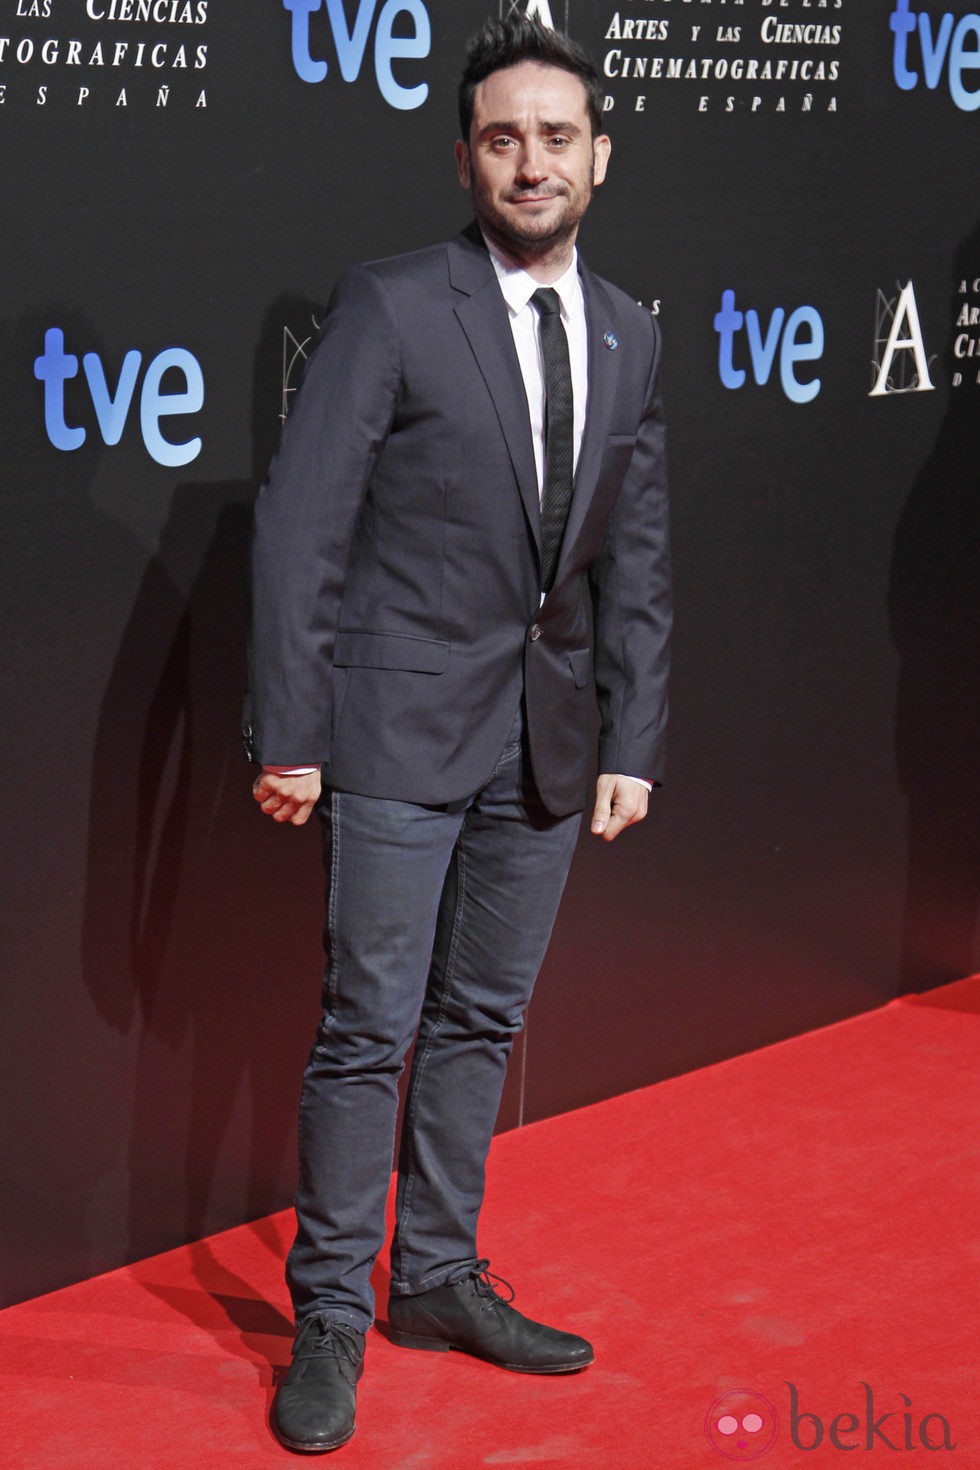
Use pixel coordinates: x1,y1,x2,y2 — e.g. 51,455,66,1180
470,173,594,260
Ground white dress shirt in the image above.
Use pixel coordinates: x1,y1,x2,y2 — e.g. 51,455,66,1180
485,240,587,503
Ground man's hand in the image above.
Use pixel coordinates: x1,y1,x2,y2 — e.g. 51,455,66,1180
591,774,648,842
252,770,322,826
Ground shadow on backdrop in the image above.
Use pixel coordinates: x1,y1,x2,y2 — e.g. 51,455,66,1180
889,220,980,992
0,308,152,1304
81,298,328,1267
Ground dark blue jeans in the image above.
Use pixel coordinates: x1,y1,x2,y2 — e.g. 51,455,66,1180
286,707,582,1332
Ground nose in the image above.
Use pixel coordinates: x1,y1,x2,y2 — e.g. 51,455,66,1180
515,139,548,185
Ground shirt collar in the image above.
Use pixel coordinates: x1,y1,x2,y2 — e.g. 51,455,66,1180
482,231,581,320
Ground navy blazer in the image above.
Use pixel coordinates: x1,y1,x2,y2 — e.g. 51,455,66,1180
244,224,671,816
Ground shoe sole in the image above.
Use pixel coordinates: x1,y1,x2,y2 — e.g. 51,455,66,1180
271,1421,356,1454
387,1327,593,1374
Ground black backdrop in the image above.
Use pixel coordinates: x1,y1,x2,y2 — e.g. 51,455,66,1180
1,0,977,1308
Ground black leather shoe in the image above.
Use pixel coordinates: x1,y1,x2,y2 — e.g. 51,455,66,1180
387,1260,593,1374
272,1317,365,1453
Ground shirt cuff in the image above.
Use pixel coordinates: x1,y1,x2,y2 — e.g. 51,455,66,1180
263,765,319,776
619,775,653,792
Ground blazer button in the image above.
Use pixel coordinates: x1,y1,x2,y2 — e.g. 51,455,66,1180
529,623,541,641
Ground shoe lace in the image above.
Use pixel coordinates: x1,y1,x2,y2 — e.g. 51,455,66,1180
296,1317,363,1365
470,1258,516,1307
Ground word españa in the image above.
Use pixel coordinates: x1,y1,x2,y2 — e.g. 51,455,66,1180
788,1383,956,1452
283,0,430,111
34,330,204,468
890,0,980,111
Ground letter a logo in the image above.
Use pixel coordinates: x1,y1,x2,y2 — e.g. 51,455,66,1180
869,281,936,395
501,0,560,29
525,0,555,24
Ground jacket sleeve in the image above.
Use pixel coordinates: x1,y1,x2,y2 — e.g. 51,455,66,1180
244,266,401,766
588,313,672,784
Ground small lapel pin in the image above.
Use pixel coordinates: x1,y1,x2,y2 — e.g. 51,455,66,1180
603,331,618,350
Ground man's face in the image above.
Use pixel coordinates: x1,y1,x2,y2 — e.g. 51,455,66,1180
455,61,610,263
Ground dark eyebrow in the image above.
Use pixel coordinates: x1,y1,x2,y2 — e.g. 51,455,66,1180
476,119,583,140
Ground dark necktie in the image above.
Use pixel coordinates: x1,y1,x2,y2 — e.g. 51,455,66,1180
531,287,574,594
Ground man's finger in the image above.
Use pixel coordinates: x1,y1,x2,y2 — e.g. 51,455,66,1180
603,801,635,841
287,801,316,826
272,795,316,825
592,775,648,842
591,784,613,834
252,771,321,826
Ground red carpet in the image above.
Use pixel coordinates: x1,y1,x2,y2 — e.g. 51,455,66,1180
1,979,975,1468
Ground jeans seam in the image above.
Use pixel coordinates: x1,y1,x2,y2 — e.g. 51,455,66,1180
411,1259,478,1292
488,740,520,781
324,789,342,1021
394,828,469,1279
289,790,343,1322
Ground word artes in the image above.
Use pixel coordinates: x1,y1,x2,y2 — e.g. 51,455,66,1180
788,1382,956,1452
34,329,204,468
283,0,430,110
714,290,823,404
890,0,980,111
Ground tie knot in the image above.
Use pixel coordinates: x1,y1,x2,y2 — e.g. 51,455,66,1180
531,287,562,319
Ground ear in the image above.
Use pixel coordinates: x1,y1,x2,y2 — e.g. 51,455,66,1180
454,139,471,189
592,133,611,187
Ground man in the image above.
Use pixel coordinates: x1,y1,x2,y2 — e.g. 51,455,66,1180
245,16,671,1455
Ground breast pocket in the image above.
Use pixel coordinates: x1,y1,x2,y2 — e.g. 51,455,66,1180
604,434,638,467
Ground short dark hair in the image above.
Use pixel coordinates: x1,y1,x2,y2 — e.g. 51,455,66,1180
458,16,605,141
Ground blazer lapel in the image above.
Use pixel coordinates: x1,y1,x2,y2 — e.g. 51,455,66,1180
448,229,541,550
555,264,623,577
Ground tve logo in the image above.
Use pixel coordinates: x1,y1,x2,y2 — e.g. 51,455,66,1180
283,0,430,110
714,290,824,404
890,1,980,111
34,328,204,468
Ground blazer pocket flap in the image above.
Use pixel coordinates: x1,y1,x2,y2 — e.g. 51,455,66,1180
333,631,449,674
568,647,592,689
602,435,637,467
